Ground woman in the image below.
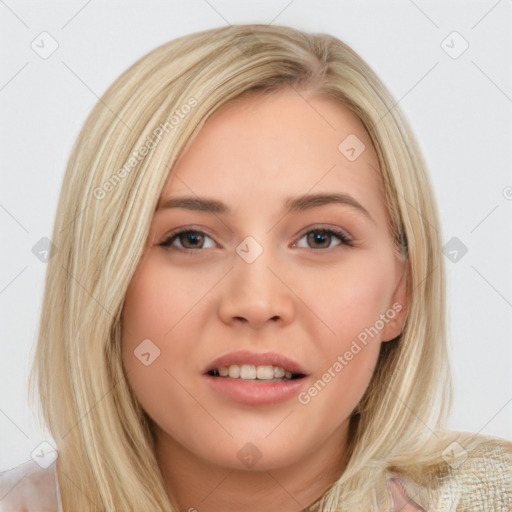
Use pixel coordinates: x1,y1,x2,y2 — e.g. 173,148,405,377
1,24,510,512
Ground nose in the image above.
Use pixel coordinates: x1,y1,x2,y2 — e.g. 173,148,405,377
218,249,295,329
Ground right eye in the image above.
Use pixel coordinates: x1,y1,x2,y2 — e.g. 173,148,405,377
159,229,216,252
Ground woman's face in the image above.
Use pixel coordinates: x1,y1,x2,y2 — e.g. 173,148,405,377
121,88,407,472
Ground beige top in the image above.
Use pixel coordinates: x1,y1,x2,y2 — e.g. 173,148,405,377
1,431,511,511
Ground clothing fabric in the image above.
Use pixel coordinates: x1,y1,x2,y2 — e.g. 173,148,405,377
1,431,511,511
0,458,62,512
382,432,512,511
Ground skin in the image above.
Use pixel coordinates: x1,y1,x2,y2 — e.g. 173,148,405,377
121,87,408,512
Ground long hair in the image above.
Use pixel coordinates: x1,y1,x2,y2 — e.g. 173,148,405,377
28,23,477,511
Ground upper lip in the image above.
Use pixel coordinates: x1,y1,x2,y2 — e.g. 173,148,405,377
204,350,308,376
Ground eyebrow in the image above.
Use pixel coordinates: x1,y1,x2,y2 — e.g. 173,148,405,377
158,192,373,222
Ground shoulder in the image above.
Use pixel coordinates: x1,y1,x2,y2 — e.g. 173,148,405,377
442,430,512,509
0,459,61,512
390,430,512,511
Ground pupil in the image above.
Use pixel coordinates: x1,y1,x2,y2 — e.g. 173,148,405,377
309,231,329,248
183,233,202,248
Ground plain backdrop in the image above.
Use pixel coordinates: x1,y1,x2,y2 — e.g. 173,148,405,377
1,0,511,471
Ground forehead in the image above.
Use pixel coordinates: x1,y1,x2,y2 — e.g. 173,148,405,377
159,89,388,223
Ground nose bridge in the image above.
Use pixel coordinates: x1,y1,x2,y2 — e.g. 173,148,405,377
235,242,275,294
233,236,281,303
218,236,294,327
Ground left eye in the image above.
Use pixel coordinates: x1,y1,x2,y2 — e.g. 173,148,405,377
159,227,353,252
294,228,353,249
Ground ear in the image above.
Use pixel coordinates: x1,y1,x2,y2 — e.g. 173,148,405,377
381,255,409,343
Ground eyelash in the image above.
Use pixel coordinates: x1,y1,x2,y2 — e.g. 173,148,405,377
158,225,354,254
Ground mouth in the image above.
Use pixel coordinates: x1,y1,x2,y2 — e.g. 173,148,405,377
203,350,309,382
206,364,307,382
202,350,309,405
203,370,308,406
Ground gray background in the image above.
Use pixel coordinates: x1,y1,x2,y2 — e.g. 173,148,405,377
1,0,511,471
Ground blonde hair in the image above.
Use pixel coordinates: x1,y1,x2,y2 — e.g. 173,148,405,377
28,24,487,511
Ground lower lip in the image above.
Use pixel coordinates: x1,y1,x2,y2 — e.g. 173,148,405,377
203,375,308,406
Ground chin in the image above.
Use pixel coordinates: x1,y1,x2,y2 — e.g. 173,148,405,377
196,439,301,472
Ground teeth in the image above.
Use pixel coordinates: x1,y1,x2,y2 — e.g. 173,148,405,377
213,364,296,380
228,365,240,378
274,366,285,378
240,364,257,379
256,365,274,380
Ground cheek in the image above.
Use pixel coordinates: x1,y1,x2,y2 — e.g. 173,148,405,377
121,263,182,414
122,257,209,344
310,253,393,345
295,254,391,413
120,259,214,432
